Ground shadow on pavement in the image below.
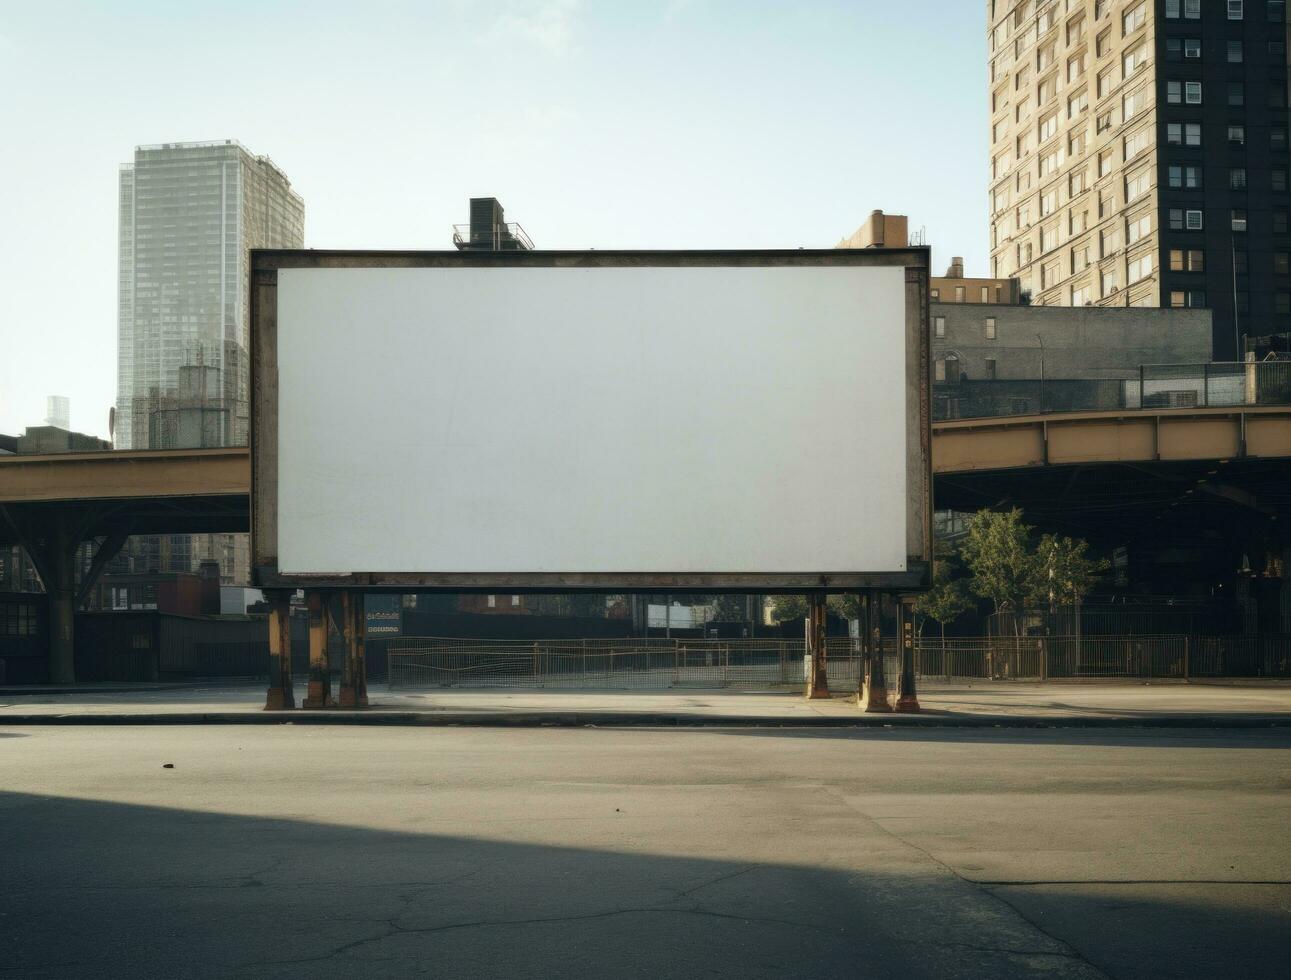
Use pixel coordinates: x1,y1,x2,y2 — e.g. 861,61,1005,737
678,726,1291,750
0,790,1287,979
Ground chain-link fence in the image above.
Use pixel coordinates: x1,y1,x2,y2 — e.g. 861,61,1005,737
387,635,1291,689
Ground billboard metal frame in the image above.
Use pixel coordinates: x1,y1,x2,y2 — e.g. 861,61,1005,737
250,248,932,594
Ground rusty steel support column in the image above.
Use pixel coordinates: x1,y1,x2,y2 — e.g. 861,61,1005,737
805,591,830,699
855,593,867,706
339,591,369,708
264,590,295,710
302,590,333,708
862,593,891,712
895,595,921,713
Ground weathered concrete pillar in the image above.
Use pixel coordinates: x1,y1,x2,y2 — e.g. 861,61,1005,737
339,591,369,708
862,593,891,712
805,591,830,699
302,590,333,708
895,596,921,713
264,591,296,710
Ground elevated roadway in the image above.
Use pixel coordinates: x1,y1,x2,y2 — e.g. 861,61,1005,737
2,406,1289,681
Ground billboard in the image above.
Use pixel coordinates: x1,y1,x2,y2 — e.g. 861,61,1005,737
251,250,930,592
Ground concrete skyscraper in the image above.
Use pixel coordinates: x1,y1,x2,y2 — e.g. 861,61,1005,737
987,0,1291,358
115,140,304,582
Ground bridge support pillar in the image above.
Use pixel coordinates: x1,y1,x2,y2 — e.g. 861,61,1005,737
339,591,369,708
861,593,891,712
302,590,333,708
805,591,830,699
264,591,296,710
895,596,921,713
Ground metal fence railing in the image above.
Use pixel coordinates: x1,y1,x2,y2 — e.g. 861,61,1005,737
386,637,898,690
387,635,1291,688
934,358,1291,421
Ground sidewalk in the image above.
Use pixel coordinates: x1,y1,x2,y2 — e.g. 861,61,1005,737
2,681,1290,727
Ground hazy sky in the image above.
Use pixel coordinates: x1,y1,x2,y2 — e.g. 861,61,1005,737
0,0,988,439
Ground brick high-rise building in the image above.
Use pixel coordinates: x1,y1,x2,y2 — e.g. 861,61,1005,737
987,0,1291,357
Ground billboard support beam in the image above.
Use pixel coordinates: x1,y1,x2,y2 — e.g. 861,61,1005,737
339,591,369,708
264,590,295,710
861,593,891,713
302,591,333,709
805,592,830,699
895,596,921,713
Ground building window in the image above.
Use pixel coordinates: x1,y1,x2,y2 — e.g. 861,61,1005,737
1274,127,1288,151
511,595,521,606
934,316,946,338
1186,209,1204,230
1169,165,1202,189
1228,0,1244,18
985,317,997,340
1125,170,1151,203
1170,290,1207,308
931,288,939,300
1275,210,1289,233
1276,252,1290,274
1127,212,1152,244
1229,125,1247,146
487,594,497,608
1231,168,1248,189
1269,0,1284,20
1170,249,1205,272
1233,209,1249,232
980,286,990,302
1272,40,1287,58
1167,123,1201,146
1185,81,1202,104
1071,283,1092,306
955,286,965,302
1228,40,1244,62
1123,2,1147,33
934,358,947,382
1185,38,1202,58
1128,253,1154,283
1279,292,1291,315
1228,82,1245,106
1276,170,1288,191
1167,81,1181,104
985,358,997,381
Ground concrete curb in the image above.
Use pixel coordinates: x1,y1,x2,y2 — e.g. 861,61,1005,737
1,711,1289,729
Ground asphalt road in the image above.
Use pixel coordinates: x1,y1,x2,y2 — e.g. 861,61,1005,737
1,725,1288,979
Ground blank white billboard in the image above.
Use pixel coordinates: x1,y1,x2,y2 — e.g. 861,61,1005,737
273,263,910,576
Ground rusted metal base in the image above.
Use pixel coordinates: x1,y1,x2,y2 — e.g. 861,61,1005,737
264,687,295,710
804,591,830,699
861,686,892,712
302,683,334,710
894,694,921,713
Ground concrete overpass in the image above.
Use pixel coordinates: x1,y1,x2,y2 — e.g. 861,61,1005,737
2,406,1289,681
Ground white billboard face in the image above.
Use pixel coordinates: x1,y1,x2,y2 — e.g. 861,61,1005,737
267,260,918,582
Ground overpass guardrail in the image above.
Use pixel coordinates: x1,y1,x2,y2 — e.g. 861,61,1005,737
934,358,1291,421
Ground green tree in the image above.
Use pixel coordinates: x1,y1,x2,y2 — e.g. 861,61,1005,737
1035,534,1109,609
827,594,863,620
914,570,973,645
959,508,1041,621
769,595,809,623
